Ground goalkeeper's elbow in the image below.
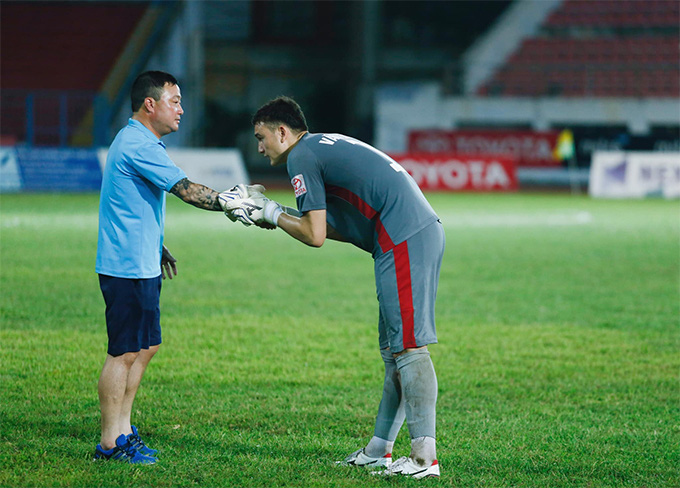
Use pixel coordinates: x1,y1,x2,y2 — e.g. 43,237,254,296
303,230,325,248
306,237,325,248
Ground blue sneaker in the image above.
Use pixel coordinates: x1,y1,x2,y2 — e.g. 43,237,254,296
94,434,156,464
127,425,158,457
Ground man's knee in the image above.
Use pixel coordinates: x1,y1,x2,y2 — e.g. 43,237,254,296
136,344,160,365
108,351,140,366
392,345,428,360
381,347,396,363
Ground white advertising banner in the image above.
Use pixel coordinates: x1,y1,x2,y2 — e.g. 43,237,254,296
166,148,250,190
0,148,22,192
98,148,250,190
589,151,680,199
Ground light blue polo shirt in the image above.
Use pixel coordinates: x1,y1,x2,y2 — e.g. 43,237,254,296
96,118,186,279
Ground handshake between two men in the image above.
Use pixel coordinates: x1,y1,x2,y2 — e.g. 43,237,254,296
217,184,300,228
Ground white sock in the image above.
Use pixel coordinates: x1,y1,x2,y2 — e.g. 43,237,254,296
364,436,394,458
374,347,405,441
395,348,438,439
410,436,436,466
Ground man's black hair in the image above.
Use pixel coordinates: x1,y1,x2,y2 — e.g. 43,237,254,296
251,96,309,132
131,71,179,112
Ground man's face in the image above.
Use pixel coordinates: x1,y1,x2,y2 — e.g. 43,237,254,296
254,122,287,166
151,83,183,136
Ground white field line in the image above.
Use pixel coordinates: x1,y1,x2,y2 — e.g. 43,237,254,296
2,211,594,230
1,214,98,230
438,211,593,228
0,211,246,231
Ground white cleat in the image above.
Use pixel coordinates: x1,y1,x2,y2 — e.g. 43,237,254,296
336,448,392,468
382,456,440,479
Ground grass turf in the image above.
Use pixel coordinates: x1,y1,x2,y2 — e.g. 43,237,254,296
0,191,678,487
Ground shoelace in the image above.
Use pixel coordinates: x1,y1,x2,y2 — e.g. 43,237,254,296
121,440,140,459
128,434,145,450
388,457,409,471
347,449,363,463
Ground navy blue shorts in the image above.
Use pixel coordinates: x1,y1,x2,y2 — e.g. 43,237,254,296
99,274,162,356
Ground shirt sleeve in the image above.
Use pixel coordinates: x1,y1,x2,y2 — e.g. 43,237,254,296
289,145,326,213
132,142,187,192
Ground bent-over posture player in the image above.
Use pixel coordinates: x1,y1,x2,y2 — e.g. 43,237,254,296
228,96,445,479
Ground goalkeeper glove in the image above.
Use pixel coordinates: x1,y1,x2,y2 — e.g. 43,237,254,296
218,184,266,216
224,195,284,227
262,199,284,226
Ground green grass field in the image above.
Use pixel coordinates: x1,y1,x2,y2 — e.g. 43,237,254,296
1,191,678,487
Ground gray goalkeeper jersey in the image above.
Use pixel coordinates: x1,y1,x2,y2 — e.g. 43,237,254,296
287,133,439,256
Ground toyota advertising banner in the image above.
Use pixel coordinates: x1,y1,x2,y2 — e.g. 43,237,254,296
408,130,561,167
390,154,518,192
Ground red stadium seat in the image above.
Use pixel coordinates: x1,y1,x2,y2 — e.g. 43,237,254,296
476,0,679,97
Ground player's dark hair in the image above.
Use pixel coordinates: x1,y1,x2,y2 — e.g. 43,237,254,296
131,71,179,112
252,96,308,132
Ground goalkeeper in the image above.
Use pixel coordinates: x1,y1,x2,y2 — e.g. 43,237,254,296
227,96,445,479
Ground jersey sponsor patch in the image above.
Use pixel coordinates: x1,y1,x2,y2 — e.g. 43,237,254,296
292,174,307,197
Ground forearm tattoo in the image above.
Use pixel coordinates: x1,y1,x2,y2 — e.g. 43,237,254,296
170,178,222,211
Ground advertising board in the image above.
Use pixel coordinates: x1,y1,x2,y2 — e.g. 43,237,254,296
165,148,250,191
0,148,22,192
1,147,250,193
14,147,102,191
589,151,680,199
390,153,518,192
408,130,561,167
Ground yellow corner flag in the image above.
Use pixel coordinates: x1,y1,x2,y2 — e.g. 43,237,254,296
553,129,575,161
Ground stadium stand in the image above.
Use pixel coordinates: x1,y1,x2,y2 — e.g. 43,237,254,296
477,0,679,97
544,0,679,29
1,2,148,146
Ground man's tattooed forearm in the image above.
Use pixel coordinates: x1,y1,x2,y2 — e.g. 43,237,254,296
197,188,222,211
170,178,191,197
170,178,222,211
